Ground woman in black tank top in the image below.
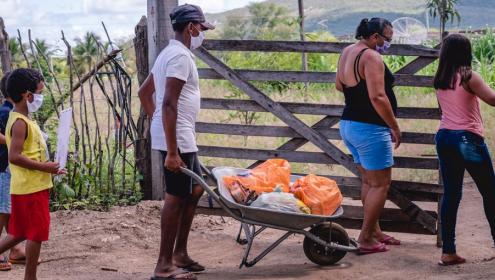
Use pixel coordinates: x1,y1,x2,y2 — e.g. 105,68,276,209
336,18,402,254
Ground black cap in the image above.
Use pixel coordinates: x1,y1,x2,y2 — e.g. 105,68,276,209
170,4,215,30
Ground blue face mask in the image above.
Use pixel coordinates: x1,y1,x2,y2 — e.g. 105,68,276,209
375,33,392,54
376,40,391,53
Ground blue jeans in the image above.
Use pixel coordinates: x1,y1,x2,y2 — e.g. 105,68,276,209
0,171,10,214
435,129,495,254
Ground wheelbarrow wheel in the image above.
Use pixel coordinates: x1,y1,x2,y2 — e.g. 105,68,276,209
303,223,349,265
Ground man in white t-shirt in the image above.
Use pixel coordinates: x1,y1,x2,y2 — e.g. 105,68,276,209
138,4,214,280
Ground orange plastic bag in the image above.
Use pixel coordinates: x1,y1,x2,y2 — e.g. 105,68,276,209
290,174,343,216
223,159,291,194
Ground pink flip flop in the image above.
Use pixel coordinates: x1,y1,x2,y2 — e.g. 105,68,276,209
380,236,401,245
357,243,390,255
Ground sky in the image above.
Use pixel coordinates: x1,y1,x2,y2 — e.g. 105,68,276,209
0,0,263,51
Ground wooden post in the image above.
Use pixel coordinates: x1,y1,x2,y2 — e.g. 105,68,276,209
134,16,153,200
147,0,178,200
298,0,307,74
0,17,12,74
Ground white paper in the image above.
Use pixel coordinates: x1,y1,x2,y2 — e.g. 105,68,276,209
55,108,72,170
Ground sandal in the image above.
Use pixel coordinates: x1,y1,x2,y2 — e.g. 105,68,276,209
357,243,389,255
8,256,26,265
9,256,41,265
151,268,197,280
178,261,205,272
0,256,12,271
438,256,466,266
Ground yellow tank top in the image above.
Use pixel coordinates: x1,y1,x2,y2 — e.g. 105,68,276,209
6,112,53,195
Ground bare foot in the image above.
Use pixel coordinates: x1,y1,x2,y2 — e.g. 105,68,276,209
173,254,205,272
357,236,382,249
8,246,26,261
375,233,401,245
173,253,195,267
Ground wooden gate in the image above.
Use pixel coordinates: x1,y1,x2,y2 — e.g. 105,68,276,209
193,39,442,239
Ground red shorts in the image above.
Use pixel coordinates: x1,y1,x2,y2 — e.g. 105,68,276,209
8,189,50,242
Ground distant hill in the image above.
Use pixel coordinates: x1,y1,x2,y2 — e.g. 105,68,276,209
206,0,495,36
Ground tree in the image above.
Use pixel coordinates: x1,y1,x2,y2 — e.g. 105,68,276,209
33,38,55,57
73,32,100,73
426,0,460,40
222,2,296,40
8,38,22,67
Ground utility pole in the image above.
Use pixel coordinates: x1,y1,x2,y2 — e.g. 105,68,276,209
147,0,178,200
0,17,12,74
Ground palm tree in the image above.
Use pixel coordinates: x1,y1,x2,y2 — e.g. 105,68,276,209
8,38,21,67
426,0,460,40
33,38,55,57
73,32,100,73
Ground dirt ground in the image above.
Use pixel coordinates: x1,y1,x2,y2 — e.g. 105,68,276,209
2,183,495,280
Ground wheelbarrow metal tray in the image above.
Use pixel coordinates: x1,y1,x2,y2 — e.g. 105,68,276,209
212,167,344,230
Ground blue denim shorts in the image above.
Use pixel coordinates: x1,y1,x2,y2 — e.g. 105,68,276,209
339,120,394,171
0,171,11,214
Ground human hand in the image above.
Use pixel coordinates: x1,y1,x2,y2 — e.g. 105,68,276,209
43,162,61,174
164,152,185,173
391,127,402,149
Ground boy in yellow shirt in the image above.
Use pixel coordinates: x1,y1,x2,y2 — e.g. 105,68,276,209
0,68,65,280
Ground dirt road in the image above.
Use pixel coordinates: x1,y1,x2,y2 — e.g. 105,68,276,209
2,183,495,280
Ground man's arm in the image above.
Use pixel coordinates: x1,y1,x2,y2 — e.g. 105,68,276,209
138,73,156,119
163,77,186,172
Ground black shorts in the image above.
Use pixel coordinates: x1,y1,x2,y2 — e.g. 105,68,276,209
161,151,201,198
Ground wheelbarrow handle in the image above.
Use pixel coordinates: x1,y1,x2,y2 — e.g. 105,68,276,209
180,167,219,202
180,167,239,218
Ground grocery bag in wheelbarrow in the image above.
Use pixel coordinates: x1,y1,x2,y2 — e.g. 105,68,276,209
250,186,311,214
291,174,343,216
222,158,343,216
222,159,291,204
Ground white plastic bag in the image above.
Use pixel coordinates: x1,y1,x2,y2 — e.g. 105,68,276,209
250,187,310,214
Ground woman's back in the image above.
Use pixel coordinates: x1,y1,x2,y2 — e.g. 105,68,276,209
437,76,483,137
338,45,397,127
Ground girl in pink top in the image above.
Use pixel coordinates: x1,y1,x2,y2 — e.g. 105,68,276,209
434,34,495,267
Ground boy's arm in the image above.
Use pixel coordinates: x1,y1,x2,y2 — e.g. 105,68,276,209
0,133,5,145
9,119,60,174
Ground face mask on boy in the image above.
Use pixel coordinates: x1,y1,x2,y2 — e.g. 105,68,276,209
27,93,44,113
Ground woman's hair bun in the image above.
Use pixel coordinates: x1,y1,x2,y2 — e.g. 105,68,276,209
355,18,370,40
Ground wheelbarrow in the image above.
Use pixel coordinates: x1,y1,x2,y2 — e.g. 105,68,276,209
181,166,359,268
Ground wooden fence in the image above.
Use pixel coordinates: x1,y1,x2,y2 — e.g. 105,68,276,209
191,39,442,240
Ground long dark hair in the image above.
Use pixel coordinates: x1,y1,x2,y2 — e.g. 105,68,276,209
434,34,473,90
355,18,392,40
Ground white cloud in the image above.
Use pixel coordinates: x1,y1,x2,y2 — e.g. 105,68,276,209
1,0,262,48
84,0,144,14
179,0,265,13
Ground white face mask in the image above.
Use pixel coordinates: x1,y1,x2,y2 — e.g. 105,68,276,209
190,25,205,50
27,93,44,113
